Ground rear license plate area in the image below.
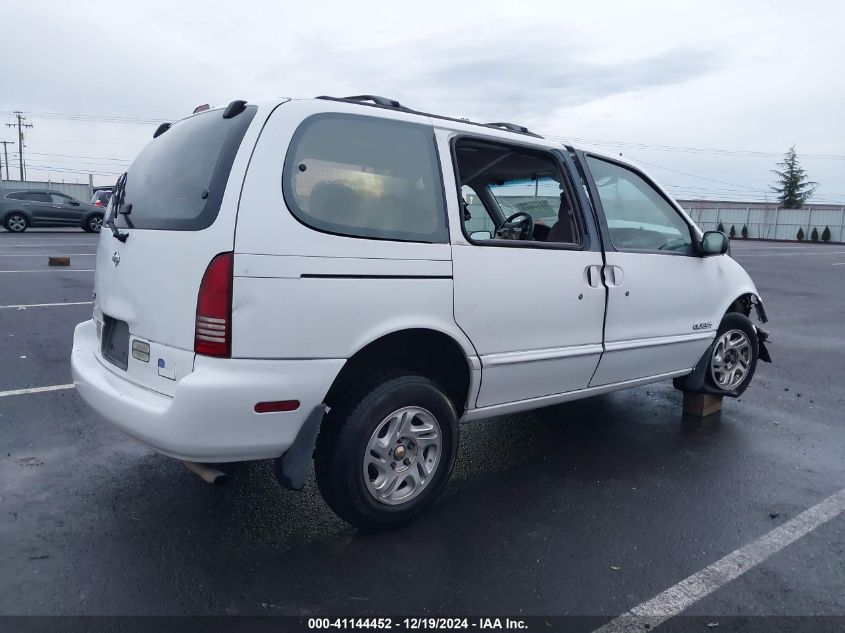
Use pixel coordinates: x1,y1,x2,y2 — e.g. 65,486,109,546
101,315,129,370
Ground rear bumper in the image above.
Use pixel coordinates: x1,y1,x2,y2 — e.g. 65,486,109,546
71,319,344,462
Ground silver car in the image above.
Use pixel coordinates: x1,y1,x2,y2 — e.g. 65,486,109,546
0,189,104,233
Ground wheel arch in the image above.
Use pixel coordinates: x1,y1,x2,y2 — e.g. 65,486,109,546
722,290,768,323
324,327,477,416
2,208,30,224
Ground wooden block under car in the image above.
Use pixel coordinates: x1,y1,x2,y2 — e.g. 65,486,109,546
683,392,723,417
48,256,70,266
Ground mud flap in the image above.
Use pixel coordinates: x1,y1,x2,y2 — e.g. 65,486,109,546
274,404,327,490
756,326,772,363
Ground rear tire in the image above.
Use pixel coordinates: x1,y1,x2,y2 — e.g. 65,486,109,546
314,372,459,530
4,213,28,233
83,213,104,233
706,312,759,395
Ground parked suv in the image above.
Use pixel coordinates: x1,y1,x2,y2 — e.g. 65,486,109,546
1,189,104,232
71,96,771,529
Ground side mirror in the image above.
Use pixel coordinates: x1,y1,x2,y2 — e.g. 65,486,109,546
470,230,492,241
699,230,729,256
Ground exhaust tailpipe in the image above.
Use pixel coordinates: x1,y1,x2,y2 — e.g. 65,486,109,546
183,461,230,486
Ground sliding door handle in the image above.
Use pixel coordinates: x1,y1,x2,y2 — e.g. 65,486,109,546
585,265,602,288
606,265,625,287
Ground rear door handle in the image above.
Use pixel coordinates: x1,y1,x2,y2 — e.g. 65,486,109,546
585,265,602,288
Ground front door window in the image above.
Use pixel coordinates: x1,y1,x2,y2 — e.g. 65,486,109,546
586,157,693,254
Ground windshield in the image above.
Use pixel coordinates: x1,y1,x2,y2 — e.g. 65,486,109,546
488,176,562,226
118,106,256,230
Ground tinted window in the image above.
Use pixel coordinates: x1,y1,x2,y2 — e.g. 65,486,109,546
284,114,447,243
26,192,52,203
119,106,257,230
6,192,26,200
587,157,693,254
50,193,73,204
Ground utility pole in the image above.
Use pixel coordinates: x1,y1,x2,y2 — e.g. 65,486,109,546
0,140,13,182
5,112,33,181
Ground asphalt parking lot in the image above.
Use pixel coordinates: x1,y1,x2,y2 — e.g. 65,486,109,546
1,231,843,629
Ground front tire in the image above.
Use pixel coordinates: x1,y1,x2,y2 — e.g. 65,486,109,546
315,372,459,530
707,312,759,395
4,213,28,232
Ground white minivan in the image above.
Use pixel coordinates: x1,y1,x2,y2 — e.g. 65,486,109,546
72,95,771,529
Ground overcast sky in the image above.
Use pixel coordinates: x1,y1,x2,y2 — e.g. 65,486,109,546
2,0,843,203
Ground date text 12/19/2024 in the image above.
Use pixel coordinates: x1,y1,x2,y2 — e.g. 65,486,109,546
307,618,528,630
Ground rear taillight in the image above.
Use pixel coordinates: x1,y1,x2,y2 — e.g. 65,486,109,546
195,252,233,357
94,200,103,207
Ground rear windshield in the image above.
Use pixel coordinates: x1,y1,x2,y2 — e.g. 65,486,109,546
118,106,257,230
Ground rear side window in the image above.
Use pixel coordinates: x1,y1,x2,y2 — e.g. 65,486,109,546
119,106,257,230
6,192,26,200
26,192,52,203
283,114,447,243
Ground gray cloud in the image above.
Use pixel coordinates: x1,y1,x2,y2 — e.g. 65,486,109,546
1,0,843,199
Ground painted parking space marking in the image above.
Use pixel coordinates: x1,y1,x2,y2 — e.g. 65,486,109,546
0,243,99,248
593,488,845,633
0,269,95,273
0,301,93,309
0,384,75,398
736,250,845,257
832,262,845,266
0,253,97,257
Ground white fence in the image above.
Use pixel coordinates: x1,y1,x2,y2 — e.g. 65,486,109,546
682,205,845,242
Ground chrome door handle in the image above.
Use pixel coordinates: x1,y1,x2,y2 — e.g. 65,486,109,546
605,265,625,287
585,265,602,288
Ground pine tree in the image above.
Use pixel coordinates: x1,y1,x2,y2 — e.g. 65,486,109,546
797,227,805,241
811,227,819,242
729,225,736,238
717,222,725,233
771,145,817,208
741,225,748,239
822,226,831,242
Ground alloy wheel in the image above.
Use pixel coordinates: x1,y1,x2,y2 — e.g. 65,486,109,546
710,329,752,390
7,214,26,232
363,406,442,506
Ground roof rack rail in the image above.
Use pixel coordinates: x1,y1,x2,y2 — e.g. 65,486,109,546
314,95,543,138
484,122,541,138
317,94,404,108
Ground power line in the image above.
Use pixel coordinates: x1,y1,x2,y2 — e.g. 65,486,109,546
33,137,147,146
549,135,845,161
4,110,170,125
630,156,769,193
11,151,132,164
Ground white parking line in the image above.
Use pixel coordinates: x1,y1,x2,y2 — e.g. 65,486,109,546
737,250,845,257
0,253,96,257
833,263,845,266
593,488,845,633
0,301,93,309
0,384,75,398
0,243,99,248
0,269,94,273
